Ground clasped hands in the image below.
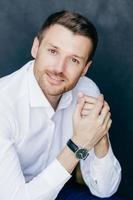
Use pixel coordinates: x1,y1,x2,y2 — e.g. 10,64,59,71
72,92,112,157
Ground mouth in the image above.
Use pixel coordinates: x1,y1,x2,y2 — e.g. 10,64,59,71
46,72,64,85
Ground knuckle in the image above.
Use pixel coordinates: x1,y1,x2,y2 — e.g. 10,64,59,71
98,101,103,108
104,101,110,111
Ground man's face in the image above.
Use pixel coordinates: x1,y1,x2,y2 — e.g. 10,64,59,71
31,24,92,99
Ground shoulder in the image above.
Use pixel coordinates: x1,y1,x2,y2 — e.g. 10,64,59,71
0,61,33,139
0,60,33,107
73,76,100,98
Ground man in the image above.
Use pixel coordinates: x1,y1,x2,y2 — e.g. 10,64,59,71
0,10,121,200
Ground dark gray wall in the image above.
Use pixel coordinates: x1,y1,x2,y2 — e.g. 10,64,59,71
0,0,132,199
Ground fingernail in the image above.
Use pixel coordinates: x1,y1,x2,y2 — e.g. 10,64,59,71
78,92,84,98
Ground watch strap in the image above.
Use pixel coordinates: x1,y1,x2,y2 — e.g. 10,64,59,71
67,139,79,153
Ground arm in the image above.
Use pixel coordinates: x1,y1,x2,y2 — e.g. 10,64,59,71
57,94,111,172
80,142,121,198
1,97,110,200
79,93,121,197
0,94,120,199
80,94,110,158
0,108,71,200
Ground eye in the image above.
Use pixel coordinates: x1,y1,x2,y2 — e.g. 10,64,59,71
72,58,79,64
48,49,57,55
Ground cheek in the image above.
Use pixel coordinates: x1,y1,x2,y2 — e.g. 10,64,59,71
67,65,84,78
35,51,54,68
67,70,82,85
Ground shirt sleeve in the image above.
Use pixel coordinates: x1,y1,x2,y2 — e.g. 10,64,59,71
78,77,121,197
80,141,121,198
0,108,71,200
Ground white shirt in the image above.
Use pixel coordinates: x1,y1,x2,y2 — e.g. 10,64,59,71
0,60,121,200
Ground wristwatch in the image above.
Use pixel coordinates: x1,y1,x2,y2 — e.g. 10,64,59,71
67,139,89,160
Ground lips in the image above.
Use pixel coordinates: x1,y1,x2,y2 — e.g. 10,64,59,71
46,72,64,85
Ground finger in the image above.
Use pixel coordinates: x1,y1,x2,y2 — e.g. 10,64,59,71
81,109,91,116
107,119,112,130
83,103,95,111
74,93,85,119
83,103,94,110
91,95,104,117
103,101,110,111
103,118,112,134
99,101,110,120
103,112,111,127
83,95,97,104
81,101,96,117
78,92,84,99
100,112,111,133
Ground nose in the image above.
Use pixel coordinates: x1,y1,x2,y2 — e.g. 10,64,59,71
54,57,66,73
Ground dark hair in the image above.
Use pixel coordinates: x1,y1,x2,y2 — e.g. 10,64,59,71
37,10,98,61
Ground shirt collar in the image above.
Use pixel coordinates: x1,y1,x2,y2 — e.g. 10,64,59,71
28,60,73,111
28,60,51,108
57,90,73,111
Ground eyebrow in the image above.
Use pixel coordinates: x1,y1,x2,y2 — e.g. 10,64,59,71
47,43,58,49
46,42,85,60
73,54,84,60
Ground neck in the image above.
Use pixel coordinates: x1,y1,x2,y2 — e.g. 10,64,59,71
45,94,62,111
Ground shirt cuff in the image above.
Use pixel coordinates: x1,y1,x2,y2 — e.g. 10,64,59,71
42,159,71,188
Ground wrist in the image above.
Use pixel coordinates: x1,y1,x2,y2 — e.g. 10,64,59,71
57,146,79,174
67,139,89,160
71,136,85,148
94,136,109,158
72,136,92,150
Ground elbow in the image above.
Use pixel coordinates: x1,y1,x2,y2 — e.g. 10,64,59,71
90,171,122,198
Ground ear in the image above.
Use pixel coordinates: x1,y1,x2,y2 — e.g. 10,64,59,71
81,60,92,76
31,37,40,58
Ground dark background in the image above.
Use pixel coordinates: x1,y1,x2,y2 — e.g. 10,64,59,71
0,0,132,199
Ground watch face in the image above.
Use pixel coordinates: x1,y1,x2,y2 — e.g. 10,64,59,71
75,148,89,160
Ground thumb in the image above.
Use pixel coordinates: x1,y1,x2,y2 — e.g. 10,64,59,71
74,92,85,120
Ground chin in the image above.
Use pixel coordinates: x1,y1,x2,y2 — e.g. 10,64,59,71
47,90,65,96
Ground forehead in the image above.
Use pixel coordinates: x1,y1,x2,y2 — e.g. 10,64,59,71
40,24,93,58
